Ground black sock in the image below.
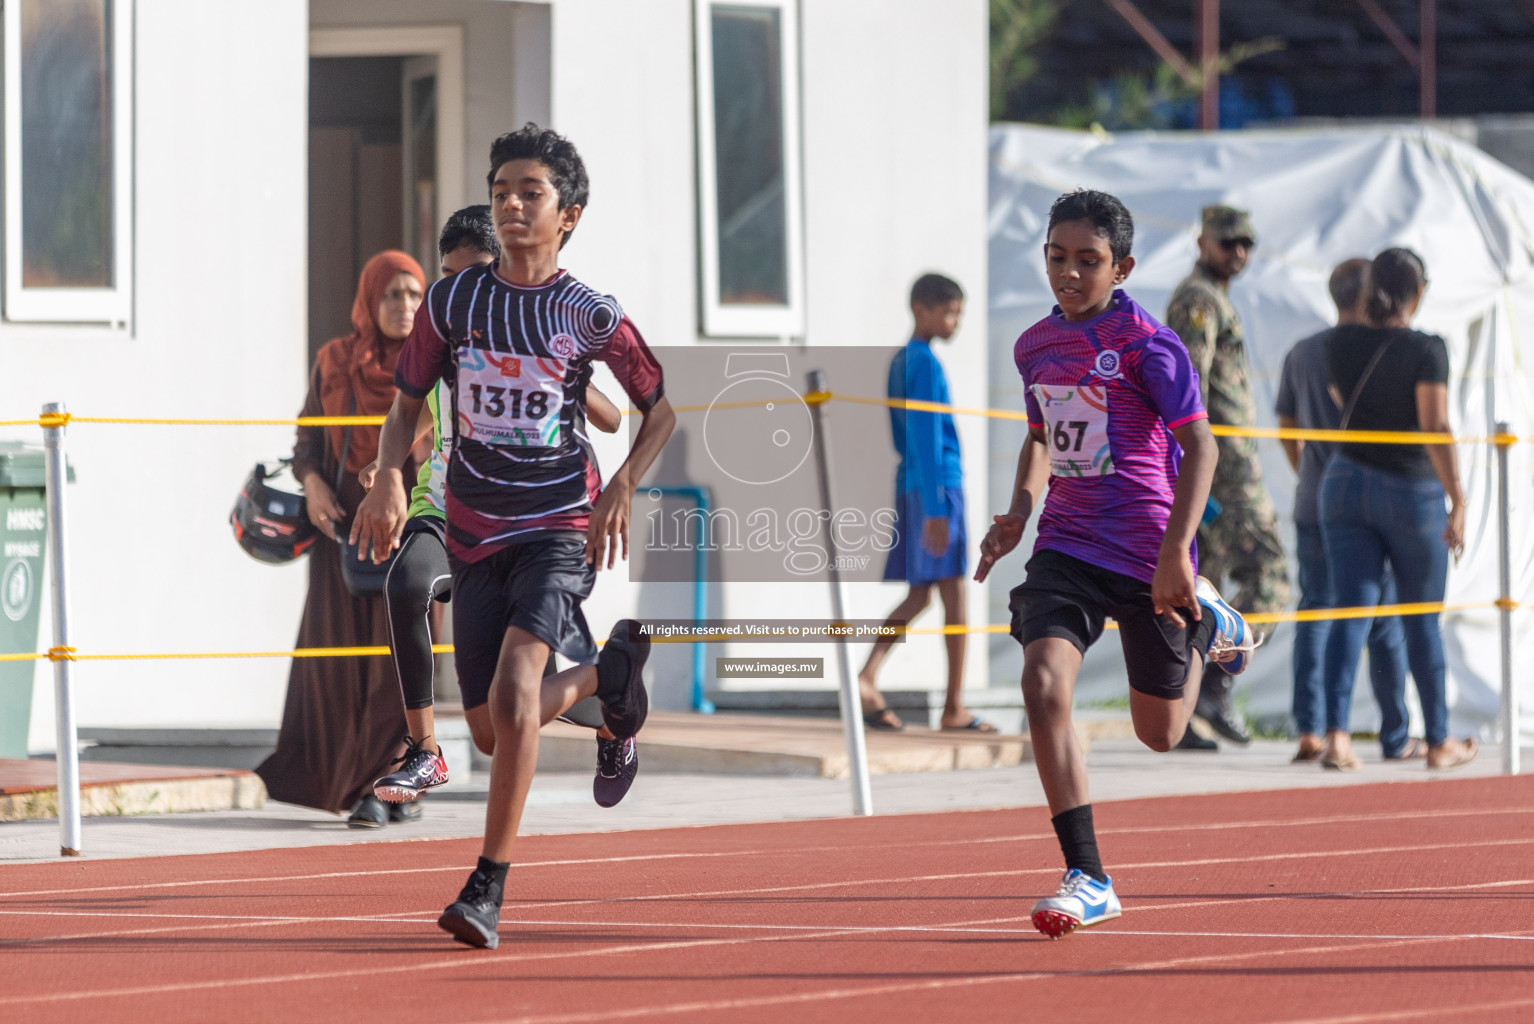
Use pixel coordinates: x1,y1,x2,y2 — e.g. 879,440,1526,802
476,856,509,889
1190,612,1215,657
1051,804,1107,883
596,643,630,702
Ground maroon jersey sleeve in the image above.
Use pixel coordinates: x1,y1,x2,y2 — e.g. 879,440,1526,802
593,316,665,412
394,294,452,398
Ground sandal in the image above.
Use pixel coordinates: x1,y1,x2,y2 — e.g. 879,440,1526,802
1321,751,1361,771
1385,737,1429,760
1291,737,1324,763
941,716,998,734
862,707,905,731
1427,737,1479,770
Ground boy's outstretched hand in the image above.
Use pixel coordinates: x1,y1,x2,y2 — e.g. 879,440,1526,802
1151,550,1200,630
350,470,409,563
974,513,1026,583
586,482,631,570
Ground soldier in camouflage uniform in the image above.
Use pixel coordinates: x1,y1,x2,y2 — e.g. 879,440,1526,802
1164,206,1291,748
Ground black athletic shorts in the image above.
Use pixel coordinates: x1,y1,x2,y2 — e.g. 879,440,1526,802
1008,548,1198,700
451,533,597,711
401,512,447,545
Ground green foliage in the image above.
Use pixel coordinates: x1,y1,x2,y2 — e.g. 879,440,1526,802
990,0,1058,121
990,0,1284,131
1054,59,1194,131
1056,37,1285,131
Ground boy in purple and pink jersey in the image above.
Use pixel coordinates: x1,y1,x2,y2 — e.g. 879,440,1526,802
975,190,1256,938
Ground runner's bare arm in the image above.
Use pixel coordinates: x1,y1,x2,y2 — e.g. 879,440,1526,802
974,427,1049,584
1152,418,1217,627
587,395,676,569
351,391,428,562
360,395,438,489
585,384,623,434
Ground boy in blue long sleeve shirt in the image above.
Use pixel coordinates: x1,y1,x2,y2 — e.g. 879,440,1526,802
859,274,994,733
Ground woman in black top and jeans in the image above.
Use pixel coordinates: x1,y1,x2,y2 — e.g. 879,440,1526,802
1317,248,1477,771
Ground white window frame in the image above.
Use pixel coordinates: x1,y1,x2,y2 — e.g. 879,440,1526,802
2,0,134,324
693,0,804,339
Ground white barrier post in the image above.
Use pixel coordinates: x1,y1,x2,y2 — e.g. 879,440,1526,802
42,402,81,856
806,372,873,816
1496,422,1518,775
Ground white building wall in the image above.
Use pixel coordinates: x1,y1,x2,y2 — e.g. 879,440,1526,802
797,0,991,697
7,0,311,748
10,0,990,741
546,0,991,701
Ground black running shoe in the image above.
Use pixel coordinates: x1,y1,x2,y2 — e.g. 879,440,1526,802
438,868,504,950
593,736,638,808
1173,725,1219,751
373,736,449,803
596,620,650,740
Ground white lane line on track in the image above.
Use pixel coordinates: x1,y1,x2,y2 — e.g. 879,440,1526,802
1101,929,1534,942
0,914,1018,1006
0,908,438,945
1255,999,1534,1024
450,928,1534,1024
30,908,1529,945
1130,875,1534,915
3,803,1531,900
4,837,1530,947
4,886,1532,1010
510,836,1534,913
9,908,1529,1010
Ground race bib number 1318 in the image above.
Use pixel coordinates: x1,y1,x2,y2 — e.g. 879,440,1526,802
1031,384,1114,477
456,349,566,449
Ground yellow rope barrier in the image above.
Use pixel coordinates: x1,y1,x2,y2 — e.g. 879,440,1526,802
905,600,1503,634
0,644,455,663
1,397,1522,446
3,414,389,427
0,601,1509,663
0,398,1516,662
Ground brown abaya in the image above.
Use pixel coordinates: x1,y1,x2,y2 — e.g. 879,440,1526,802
256,251,428,813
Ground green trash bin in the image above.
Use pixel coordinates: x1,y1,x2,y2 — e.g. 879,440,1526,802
0,442,71,759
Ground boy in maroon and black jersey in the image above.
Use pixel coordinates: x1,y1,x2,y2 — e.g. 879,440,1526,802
360,124,674,950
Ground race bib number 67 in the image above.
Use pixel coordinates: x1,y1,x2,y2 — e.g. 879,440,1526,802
456,348,566,449
1031,384,1114,477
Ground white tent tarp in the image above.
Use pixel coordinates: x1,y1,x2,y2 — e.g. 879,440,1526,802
987,123,1534,743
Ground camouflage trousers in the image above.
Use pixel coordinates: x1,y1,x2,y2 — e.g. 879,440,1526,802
1198,439,1290,641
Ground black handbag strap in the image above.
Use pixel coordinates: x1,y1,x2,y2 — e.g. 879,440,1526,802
1339,334,1400,432
332,390,356,496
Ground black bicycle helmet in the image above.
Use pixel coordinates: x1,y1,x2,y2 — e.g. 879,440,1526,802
231,461,318,564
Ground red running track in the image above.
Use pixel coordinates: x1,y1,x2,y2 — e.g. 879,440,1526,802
2,776,1533,1024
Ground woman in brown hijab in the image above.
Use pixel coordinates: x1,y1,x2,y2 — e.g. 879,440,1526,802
257,251,430,826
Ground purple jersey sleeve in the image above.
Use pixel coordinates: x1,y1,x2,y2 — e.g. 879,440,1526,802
1016,338,1044,429
1136,327,1207,431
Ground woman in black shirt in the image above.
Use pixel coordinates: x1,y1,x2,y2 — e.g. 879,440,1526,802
1317,248,1476,771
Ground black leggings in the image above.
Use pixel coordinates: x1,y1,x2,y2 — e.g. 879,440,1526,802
384,526,565,712
385,528,452,710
